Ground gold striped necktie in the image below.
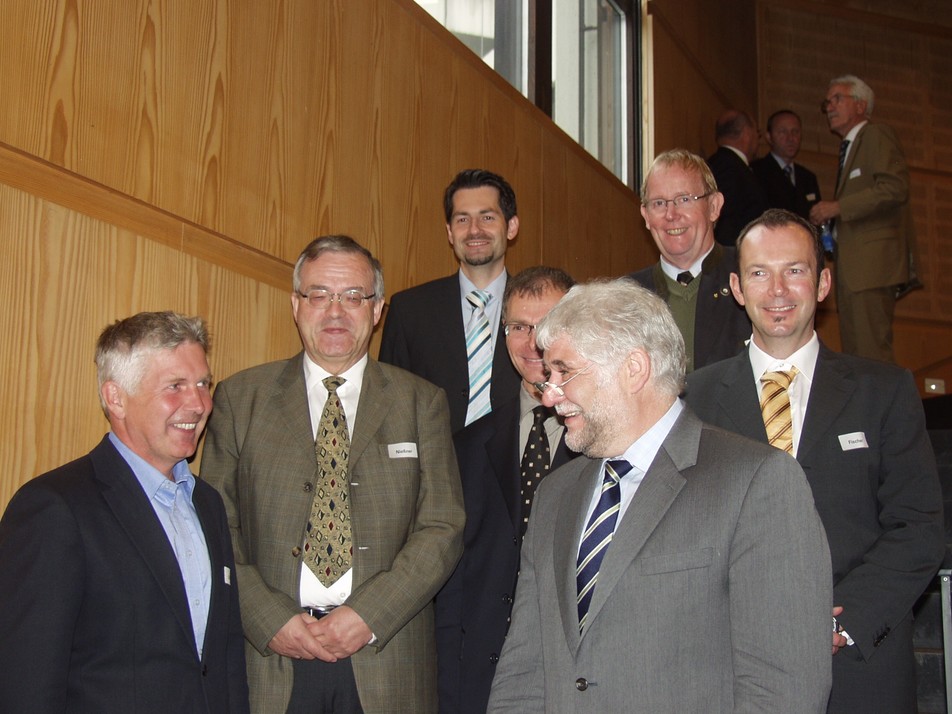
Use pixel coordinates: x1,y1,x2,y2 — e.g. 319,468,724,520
760,367,799,454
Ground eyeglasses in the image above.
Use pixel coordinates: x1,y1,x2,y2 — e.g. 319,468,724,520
532,364,592,397
820,93,854,112
504,322,537,338
642,192,712,215
297,289,376,309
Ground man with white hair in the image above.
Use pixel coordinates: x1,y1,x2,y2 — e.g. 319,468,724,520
487,279,833,713
809,74,916,363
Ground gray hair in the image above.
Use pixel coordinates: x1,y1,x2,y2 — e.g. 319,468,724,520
535,279,686,397
96,311,209,414
641,149,719,200
830,74,874,115
292,235,385,302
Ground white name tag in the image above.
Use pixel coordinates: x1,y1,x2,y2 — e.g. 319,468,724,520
806,193,817,201
388,442,418,458
849,168,862,179
838,432,868,450
224,566,232,585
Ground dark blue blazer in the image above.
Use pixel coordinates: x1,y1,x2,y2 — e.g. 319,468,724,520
0,436,249,714
751,154,821,220
707,146,768,246
379,274,521,434
435,394,576,714
685,345,944,712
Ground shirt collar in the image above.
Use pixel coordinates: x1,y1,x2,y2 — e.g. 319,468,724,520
723,144,749,166
302,351,368,388
747,331,820,382
613,398,684,476
660,244,714,282
107,431,195,498
770,152,791,170
843,120,867,146
459,269,507,304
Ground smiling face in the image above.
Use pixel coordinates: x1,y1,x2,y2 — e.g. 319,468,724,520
505,287,567,395
731,223,831,359
291,251,383,374
640,165,724,270
446,186,519,279
103,342,213,478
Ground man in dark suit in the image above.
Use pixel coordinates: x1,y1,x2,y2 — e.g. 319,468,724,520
685,209,944,713
202,236,465,714
379,169,521,433
436,266,578,714
488,279,832,712
0,311,249,714
629,149,749,372
707,109,768,246
810,75,915,363
752,109,821,220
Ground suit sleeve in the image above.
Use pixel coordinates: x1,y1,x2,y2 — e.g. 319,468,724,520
0,483,83,711
838,125,909,223
485,494,545,713
729,450,833,713
202,380,304,654
378,294,408,367
832,370,944,658
345,385,465,648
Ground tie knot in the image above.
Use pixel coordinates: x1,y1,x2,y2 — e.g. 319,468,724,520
760,367,798,389
466,290,490,310
676,271,694,286
605,459,633,483
323,375,346,393
532,405,549,425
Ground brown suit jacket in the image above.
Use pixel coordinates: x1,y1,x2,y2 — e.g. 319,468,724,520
835,122,912,291
201,354,465,714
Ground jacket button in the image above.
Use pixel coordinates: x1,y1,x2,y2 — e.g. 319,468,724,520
489,653,499,664
501,593,513,604
575,678,588,691
202,664,208,676
291,546,302,557
303,482,313,492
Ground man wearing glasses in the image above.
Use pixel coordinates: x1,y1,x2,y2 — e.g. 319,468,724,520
203,235,465,714
809,75,915,363
487,279,833,712
628,149,749,372
436,266,578,714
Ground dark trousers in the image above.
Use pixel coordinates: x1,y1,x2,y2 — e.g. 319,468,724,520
286,656,364,714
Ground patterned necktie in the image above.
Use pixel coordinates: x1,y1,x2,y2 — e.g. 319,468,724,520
305,376,352,586
519,405,552,537
465,290,493,425
783,163,795,186
576,459,632,632
760,367,799,454
835,139,850,189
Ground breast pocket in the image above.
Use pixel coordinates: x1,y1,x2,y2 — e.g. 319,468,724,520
639,548,714,575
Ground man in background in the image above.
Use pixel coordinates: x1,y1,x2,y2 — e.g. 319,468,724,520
203,236,464,713
629,149,749,372
380,169,521,433
436,266,578,714
752,109,821,220
686,209,943,712
0,311,249,713
707,109,768,246
809,75,916,362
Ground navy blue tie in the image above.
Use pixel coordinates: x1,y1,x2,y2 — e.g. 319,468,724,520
576,459,633,632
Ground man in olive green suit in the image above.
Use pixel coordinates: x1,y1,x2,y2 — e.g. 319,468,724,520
203,236,465,714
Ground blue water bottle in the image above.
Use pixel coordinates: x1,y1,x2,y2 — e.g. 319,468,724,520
820,222,835,254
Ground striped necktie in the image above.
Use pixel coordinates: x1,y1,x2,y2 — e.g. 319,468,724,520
465,290,492,425
783,163,795,185
576,459,632,632
760,367,799,454
835,139,850,190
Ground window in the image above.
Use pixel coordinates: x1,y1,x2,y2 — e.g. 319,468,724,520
416,0,635,185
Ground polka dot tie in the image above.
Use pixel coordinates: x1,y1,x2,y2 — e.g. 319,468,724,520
519,405,552,537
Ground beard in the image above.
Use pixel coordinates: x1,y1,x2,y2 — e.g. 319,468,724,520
564,389,627,458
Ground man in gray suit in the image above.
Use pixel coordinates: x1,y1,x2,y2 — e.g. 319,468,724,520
488,279,833,713
202,236,465,713
686,210,943,712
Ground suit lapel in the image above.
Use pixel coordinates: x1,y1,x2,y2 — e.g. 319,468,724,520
91,438,198,654
273,353,318,453
716,355,767,442
486,405,521,527
837,124,866,197
192,484,223,660
351,360,392,466
798,346,855,459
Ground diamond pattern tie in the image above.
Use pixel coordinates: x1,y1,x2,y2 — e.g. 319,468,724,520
783,163,795,186
760,368,799,454
465,290,493,425
519,405,552,538
305,376,352,586
576,459,632,633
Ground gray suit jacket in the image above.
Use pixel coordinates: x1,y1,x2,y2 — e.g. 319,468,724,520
488,408,832,713
201,355,465,714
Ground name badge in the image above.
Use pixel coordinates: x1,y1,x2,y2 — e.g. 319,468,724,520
838,432,868,451
224,566,232,585
849,168,862,179
388,442,418,458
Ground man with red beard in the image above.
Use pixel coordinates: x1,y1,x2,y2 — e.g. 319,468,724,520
380,169,522,433
488,278,832,712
